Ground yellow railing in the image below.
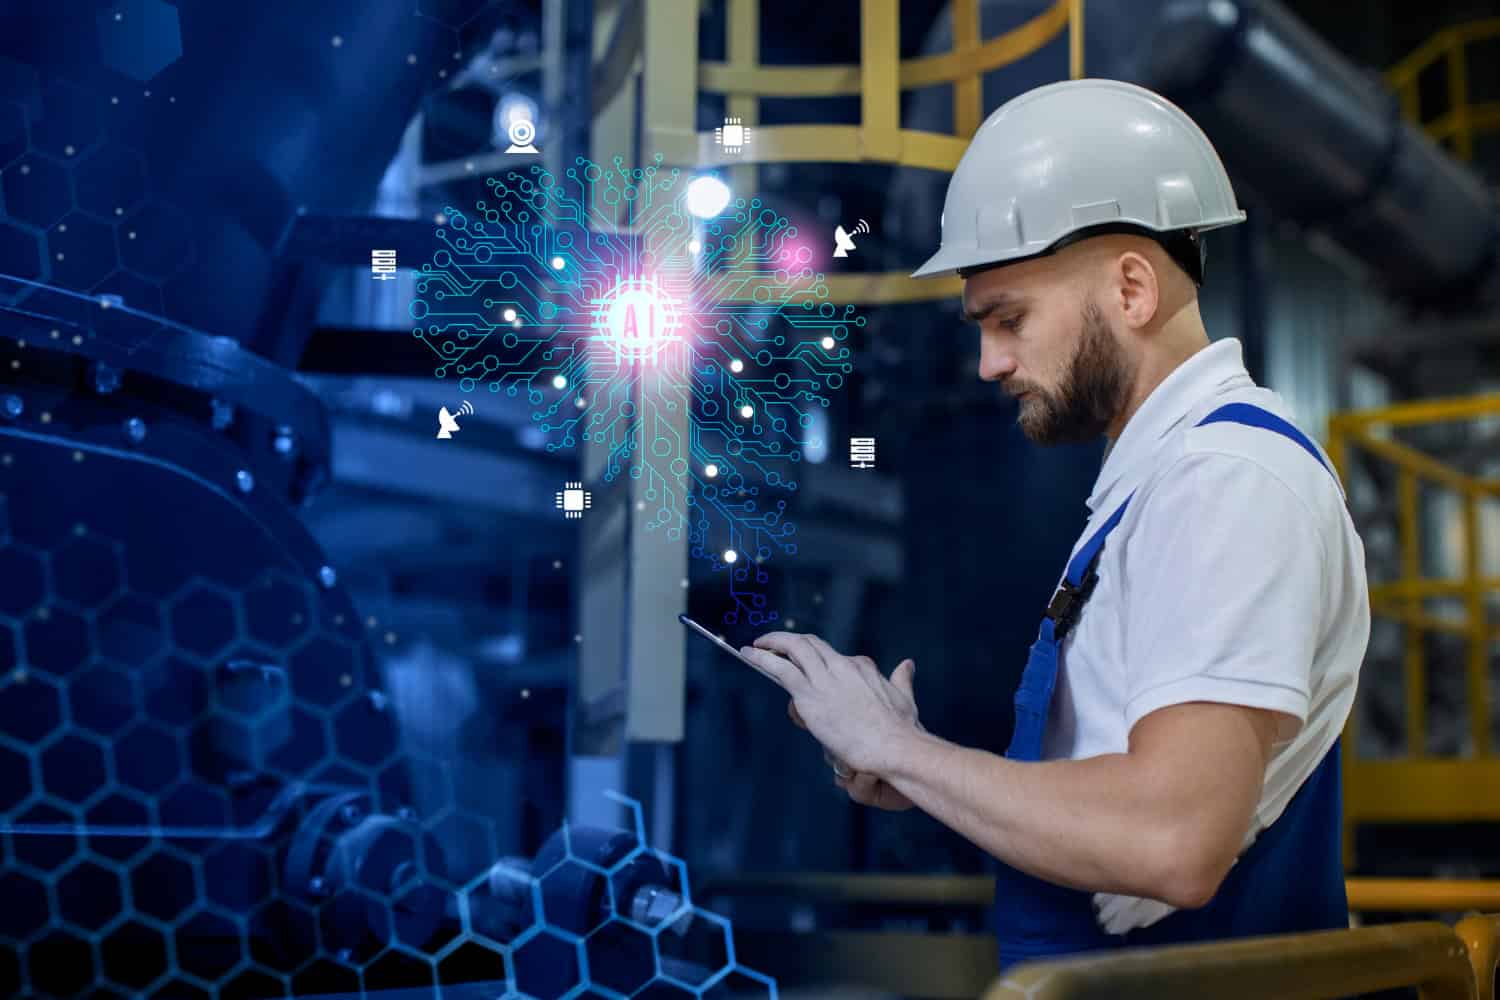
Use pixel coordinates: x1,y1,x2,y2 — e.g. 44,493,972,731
983,923,1479,1000
698,876,1500,996
1387,18,1500,161
1456,914,1500,1000
634,0,1084,305
1327,395,1500,858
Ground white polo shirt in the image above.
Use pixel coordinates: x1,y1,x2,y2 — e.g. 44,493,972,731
1037,338,1370,934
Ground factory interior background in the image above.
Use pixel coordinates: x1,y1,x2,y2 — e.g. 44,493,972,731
1,0,1499,997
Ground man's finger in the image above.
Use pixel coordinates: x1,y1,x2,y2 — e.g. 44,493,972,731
891,658,917,694
788,700,807,729
739,646,803,689
751,632,828,677
845,772,882,806
803,634,848,666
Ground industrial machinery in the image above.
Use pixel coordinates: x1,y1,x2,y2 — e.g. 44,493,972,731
0,283,762,998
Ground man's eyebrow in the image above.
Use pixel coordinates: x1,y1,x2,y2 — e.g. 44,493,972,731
961,293,1025,323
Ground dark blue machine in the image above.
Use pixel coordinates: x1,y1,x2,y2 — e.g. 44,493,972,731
0,1,776,997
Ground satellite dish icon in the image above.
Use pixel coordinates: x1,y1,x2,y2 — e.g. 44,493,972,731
833,219,869,258
437,399,472,439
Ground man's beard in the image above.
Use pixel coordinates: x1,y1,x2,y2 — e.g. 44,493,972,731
1014,302,1133,445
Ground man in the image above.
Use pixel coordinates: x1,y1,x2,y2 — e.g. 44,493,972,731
739,79,1370,971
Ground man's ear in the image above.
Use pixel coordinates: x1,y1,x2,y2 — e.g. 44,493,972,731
1114,250,1161,331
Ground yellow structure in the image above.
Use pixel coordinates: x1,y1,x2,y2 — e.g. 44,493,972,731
622,0,1084,305
983,922,1480,999
1327,395,1500,860
697,874,1500,996
1456,913,1500,1000
1388,18,1500,161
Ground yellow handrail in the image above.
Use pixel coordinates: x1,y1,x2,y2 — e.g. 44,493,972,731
982,923,1477,1000
1387,18,1500,160
630,0,1083,305
1456,914,1500,1000
1329,395,1500,860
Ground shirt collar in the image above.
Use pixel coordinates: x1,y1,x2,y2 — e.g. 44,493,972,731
1085,338,1252,512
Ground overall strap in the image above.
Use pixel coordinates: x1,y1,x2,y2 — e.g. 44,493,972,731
1044,493,1135,643
1195,402,1334,478
1007,494,1134,762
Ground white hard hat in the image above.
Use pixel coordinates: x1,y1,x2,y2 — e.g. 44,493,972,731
911,78,1246,281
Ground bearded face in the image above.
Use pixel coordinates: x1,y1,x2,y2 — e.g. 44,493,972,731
1010,301,1135,446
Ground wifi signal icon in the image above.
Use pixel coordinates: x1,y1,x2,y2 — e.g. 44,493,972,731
851,219,870,236
458,399,474,417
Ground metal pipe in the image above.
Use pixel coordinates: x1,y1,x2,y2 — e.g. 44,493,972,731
1128,0,1500,309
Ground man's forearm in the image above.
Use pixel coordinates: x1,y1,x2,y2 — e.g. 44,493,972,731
877,729,1193,902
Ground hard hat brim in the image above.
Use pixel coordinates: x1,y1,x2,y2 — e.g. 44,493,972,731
909,244,994,280
911,213,1247,282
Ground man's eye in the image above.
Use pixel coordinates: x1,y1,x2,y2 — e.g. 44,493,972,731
999,315,1024,332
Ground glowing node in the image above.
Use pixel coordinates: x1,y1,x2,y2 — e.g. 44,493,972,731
503,308,517,321
553,375,567,389
723,549,738,563
689,239,702,254
686,174,732,218
705,464,719,478
512,318,522,328
729,359,744,373
740,404,753,419
821,336,835,349
551,256,566,270
575,396,587,408
596,277,679,364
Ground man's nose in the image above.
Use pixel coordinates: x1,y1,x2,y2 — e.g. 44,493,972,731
978,338,1016,382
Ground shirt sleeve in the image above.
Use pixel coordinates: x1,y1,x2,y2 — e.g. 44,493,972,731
1120,450,1325,741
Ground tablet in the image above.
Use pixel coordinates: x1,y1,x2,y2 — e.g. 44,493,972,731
678,614,854,777
678,614,783,683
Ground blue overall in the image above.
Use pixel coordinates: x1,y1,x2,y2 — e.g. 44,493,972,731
994,402,1349,972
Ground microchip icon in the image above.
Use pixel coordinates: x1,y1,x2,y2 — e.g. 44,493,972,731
715,116,750,154
556,480,592,519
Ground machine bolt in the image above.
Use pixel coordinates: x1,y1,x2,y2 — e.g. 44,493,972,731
236,469,254,493
124,417,146,444
273,425,297,458
308,875,326,895
92,363,121,395
211,398,234,431
318,565,337,589
366,690,388,712
2,395,21,419
631,885,690,934
396,806,416,821
340,802,362,824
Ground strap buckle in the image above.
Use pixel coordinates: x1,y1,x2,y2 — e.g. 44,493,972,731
1044,567,1099,639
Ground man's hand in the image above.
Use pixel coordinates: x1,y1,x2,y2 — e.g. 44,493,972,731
740,630,921,777
789,699,917,811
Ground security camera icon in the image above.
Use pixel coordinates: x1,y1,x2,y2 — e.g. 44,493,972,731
505,117,539,155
